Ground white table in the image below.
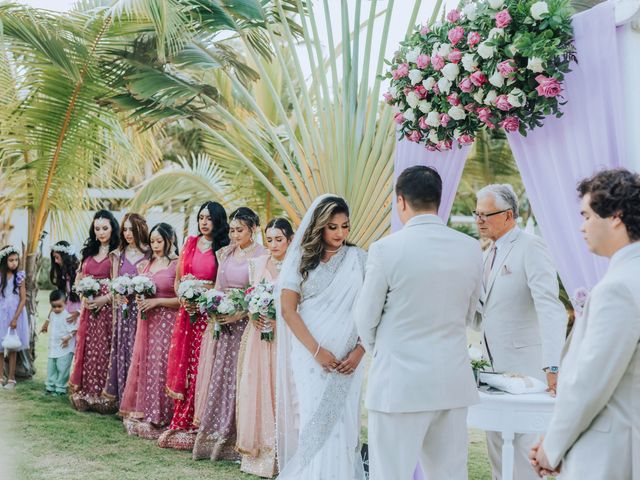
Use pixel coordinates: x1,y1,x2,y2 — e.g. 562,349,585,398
467,390,555,480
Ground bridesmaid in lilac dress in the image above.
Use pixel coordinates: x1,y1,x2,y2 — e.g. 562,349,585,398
192,207,267,461
120,223,179,439
69,210,119,413
104,213,149,405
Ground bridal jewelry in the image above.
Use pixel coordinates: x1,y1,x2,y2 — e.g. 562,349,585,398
99,245,109,255
238,242,257,257
271,257,284,271
325,245,343,254
199,237,213,249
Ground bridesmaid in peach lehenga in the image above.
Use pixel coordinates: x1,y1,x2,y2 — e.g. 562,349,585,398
235,218,294,478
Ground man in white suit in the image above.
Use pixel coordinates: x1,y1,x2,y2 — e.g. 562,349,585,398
473,184,567,480
530,169,640,479
355,166,483,480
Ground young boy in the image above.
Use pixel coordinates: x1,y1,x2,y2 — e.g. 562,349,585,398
40,290,76,395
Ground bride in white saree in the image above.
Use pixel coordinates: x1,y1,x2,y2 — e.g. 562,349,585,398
276,195,367,480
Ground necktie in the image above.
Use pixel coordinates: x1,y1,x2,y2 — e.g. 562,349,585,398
483,244,497,288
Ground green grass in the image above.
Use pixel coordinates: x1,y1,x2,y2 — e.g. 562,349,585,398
0,291,492,479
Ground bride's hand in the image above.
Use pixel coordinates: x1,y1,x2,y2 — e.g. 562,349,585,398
315,347,339,372
336,345,365,375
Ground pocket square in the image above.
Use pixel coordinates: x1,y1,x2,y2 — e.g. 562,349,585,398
500,265,512,275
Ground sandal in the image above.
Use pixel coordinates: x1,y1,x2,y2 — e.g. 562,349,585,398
3,380,16,390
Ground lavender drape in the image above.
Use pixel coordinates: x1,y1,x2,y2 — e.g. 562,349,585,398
392,139,471,232
508,1,626,301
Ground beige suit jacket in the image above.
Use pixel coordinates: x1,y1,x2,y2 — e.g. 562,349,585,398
355,214,483,413
543,242,640,479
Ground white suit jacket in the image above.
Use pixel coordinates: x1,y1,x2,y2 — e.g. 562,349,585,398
355,214,483,413
543,242,640,479
476,228,567,379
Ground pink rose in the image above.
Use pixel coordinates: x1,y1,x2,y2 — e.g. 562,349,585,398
447,93,461,106
403,87,412,97
407,130,422,142
426,144,437,152
447,9,461,23
499,116,520,132
419,116,429,130
440,114,451,127
416,54,431,69
458,134,475,145
432,83,440,94
458,77,474,93
464,103,476,112
420,25,430,35
436,139,453,151
448,49,462,64
392,63,409,79
535,74,562,98
476,107,492,122
394,112,405,124
448,26,465,46
467,32,481,47
431,55,445,71
495,94,513,111
497,60,517,78
414,85,428,99
495,9,512,28
383,92,393,103
469,71,487,87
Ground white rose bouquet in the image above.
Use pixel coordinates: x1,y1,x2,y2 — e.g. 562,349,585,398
244,281,276,341
197,288,247,339
177,275,207,323
75,276,103,301
131,275,156,320
110,275,134,319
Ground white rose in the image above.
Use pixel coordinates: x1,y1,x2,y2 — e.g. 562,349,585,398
432,42,441,54
441,63,460,82
488,28,504,39
477,42,495,60
406,91,420,108
390,85,399,98
463,3,477,20
453,128,462,140
404,108,416,122
408,68,424,86
530,1,549,20
527,57,545,73
428,129,440,144
448,105,466,121
508,44,518,56
473,89,485,104
437,77,452,94
422,77,436,90
484,90,498,105
461,53,478,72
426,111,441,128
405,47,421,64
488,0,504,9
438,43,452,58
468,346,484,362
508,88,525,107
418,100,432,113
489,70,504,88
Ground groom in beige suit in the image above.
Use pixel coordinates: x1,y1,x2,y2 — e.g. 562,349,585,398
530,169,640,479
356,166,483,480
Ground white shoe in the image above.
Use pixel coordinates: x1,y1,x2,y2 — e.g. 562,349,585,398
3,380,16,390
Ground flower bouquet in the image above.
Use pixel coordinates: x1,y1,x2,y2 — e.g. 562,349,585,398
198,288,247,339
469,345,491,386
110,275,133,319
75,276,107,315
131,275,156,320
245,280,276,341
177,275,207,323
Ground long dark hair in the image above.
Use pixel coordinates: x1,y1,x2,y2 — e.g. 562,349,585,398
80,210,120,263
0,246,20,298
49,241,80,303
118,213,149,253
198,201,230,253
149,223,179,258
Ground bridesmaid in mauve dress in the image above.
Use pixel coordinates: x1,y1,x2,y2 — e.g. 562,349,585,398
192,207,266,461
235,218,294,477
120,223,179,440
69,210,119,414
158,201,229,451
104,213,149,405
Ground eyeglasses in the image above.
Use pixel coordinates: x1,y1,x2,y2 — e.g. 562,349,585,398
472,209,511,221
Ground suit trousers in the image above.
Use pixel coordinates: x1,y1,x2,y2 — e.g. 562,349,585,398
368,407,468,480
487,431,539,480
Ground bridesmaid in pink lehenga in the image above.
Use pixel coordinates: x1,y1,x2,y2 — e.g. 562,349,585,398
235,218,294,477
158,201,229,451
69,210,119,414
120,223,179,439
192,207,266,461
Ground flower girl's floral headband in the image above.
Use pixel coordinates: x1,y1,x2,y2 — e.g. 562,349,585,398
0,245,20,261
51,244,77,256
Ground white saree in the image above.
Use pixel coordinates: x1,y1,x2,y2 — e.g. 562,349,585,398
276,196,366,480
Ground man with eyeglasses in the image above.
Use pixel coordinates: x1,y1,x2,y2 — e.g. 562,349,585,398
472,184,567,480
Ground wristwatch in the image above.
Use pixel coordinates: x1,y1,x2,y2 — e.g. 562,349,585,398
543,366,559,374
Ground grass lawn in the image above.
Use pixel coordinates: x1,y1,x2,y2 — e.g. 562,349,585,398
0,291,492,479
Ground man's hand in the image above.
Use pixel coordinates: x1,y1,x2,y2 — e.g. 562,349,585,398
546,372,558,397
529,437,561,478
